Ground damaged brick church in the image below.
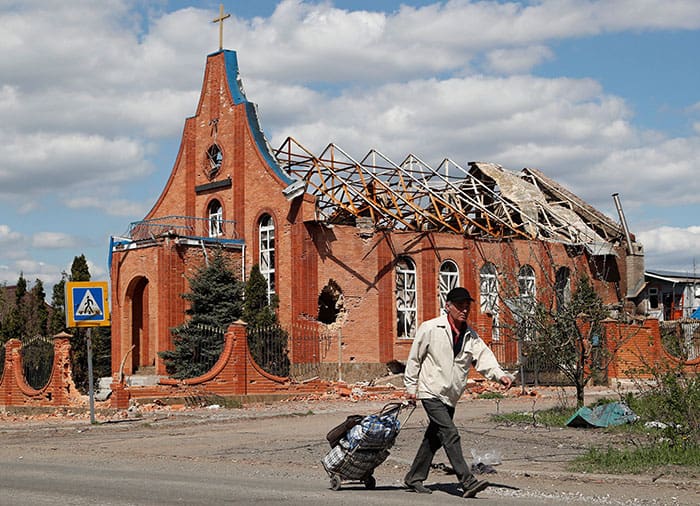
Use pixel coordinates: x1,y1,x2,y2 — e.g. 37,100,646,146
108,46,647,386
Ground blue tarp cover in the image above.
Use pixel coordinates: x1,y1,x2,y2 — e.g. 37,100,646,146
566,402,638,428
691,307,700,319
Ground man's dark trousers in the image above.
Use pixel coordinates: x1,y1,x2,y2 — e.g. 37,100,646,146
404,397,474,486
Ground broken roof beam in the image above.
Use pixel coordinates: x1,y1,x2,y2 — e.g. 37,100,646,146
400,155,536,239
328,144,460,232
520,168,624,242
366,150,522,238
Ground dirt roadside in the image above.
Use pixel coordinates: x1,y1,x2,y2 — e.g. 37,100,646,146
1,386,698,505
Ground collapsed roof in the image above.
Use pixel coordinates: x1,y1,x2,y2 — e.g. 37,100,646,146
274,137,624,253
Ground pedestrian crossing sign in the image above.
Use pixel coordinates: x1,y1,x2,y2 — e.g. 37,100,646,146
65,281,110,327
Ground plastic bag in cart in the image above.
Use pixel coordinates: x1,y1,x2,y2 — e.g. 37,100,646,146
346,413,400,450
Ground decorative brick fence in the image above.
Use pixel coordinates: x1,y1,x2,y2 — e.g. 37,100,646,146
0,332,83,408
109,321,330,409
3,320,697,410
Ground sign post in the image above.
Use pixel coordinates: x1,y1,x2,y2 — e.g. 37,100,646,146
65,281,111,424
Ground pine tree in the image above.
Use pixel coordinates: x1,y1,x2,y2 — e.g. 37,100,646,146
2,273,28,341
159,249,244,379
71,254,90,282
15,273,27,304
243,264,289,377
28,279,49,338
48,273,67,335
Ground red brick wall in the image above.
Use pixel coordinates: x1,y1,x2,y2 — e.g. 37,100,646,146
604,319,699,379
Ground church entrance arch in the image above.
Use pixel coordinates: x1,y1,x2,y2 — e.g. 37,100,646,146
125,276,151,374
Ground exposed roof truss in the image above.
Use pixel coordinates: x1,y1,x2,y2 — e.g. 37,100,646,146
274,137,624,249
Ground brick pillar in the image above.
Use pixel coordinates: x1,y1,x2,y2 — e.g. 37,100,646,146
0,339,17,405
110,380,130,409
50,335,73,406
3,339,22,406
227,321,248,395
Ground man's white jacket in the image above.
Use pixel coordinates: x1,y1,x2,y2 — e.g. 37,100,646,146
404,314,508,407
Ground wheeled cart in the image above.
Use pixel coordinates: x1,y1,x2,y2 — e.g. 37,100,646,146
321,401,414,491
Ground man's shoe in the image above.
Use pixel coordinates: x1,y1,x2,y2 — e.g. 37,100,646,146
462,479,489,498
405,482,432,494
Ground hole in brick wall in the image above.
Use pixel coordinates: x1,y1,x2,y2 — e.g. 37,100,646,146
318,279,343,324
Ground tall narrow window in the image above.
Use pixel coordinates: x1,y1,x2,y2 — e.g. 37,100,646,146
438,260,459,312
208,200,223,237
259,214,275,301
396,257,417,339
518,265,536,301
518,265,536,341
555,267,571,312
480,263,500,341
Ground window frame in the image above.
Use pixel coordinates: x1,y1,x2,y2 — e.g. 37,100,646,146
396,257,417,339
438,259,460,313
258,214,276,301
207,200,223,237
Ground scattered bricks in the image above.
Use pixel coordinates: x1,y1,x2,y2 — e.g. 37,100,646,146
336,384,352,397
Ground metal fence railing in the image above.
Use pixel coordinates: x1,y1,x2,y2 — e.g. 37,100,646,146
246,321,336,381
127,215,239,241
20,335,54,390
246,324,291,378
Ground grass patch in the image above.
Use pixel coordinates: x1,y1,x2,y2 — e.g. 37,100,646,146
489,387,700,475
491,406,573,427
569,440,700,474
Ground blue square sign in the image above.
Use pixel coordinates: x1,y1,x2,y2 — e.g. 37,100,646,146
65,281,110,327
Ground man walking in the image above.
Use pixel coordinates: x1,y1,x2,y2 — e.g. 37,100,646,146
403,287,513,498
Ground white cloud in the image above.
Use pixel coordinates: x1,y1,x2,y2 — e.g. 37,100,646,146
637,226,700,272
0,224,22,243
484,45,554,74
66,196,150,218
0,132,153,197
31,232,75,249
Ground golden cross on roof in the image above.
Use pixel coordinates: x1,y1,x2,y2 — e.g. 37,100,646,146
212,3,231,51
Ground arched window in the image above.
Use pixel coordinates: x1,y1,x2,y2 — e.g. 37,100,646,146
438,260,459,312
208,200,223,237
396,257,417,339
480,263,500,341
206,144,223,180
555,267,571,312
259,214,275,301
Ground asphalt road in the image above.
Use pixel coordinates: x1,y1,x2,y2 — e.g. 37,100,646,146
0,395,697,505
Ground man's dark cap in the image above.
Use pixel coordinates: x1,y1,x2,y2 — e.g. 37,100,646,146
446,287,474,302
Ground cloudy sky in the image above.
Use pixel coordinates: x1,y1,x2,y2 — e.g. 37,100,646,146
1,0,700,296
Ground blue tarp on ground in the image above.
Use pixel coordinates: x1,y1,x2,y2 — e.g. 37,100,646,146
566,402,639,428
